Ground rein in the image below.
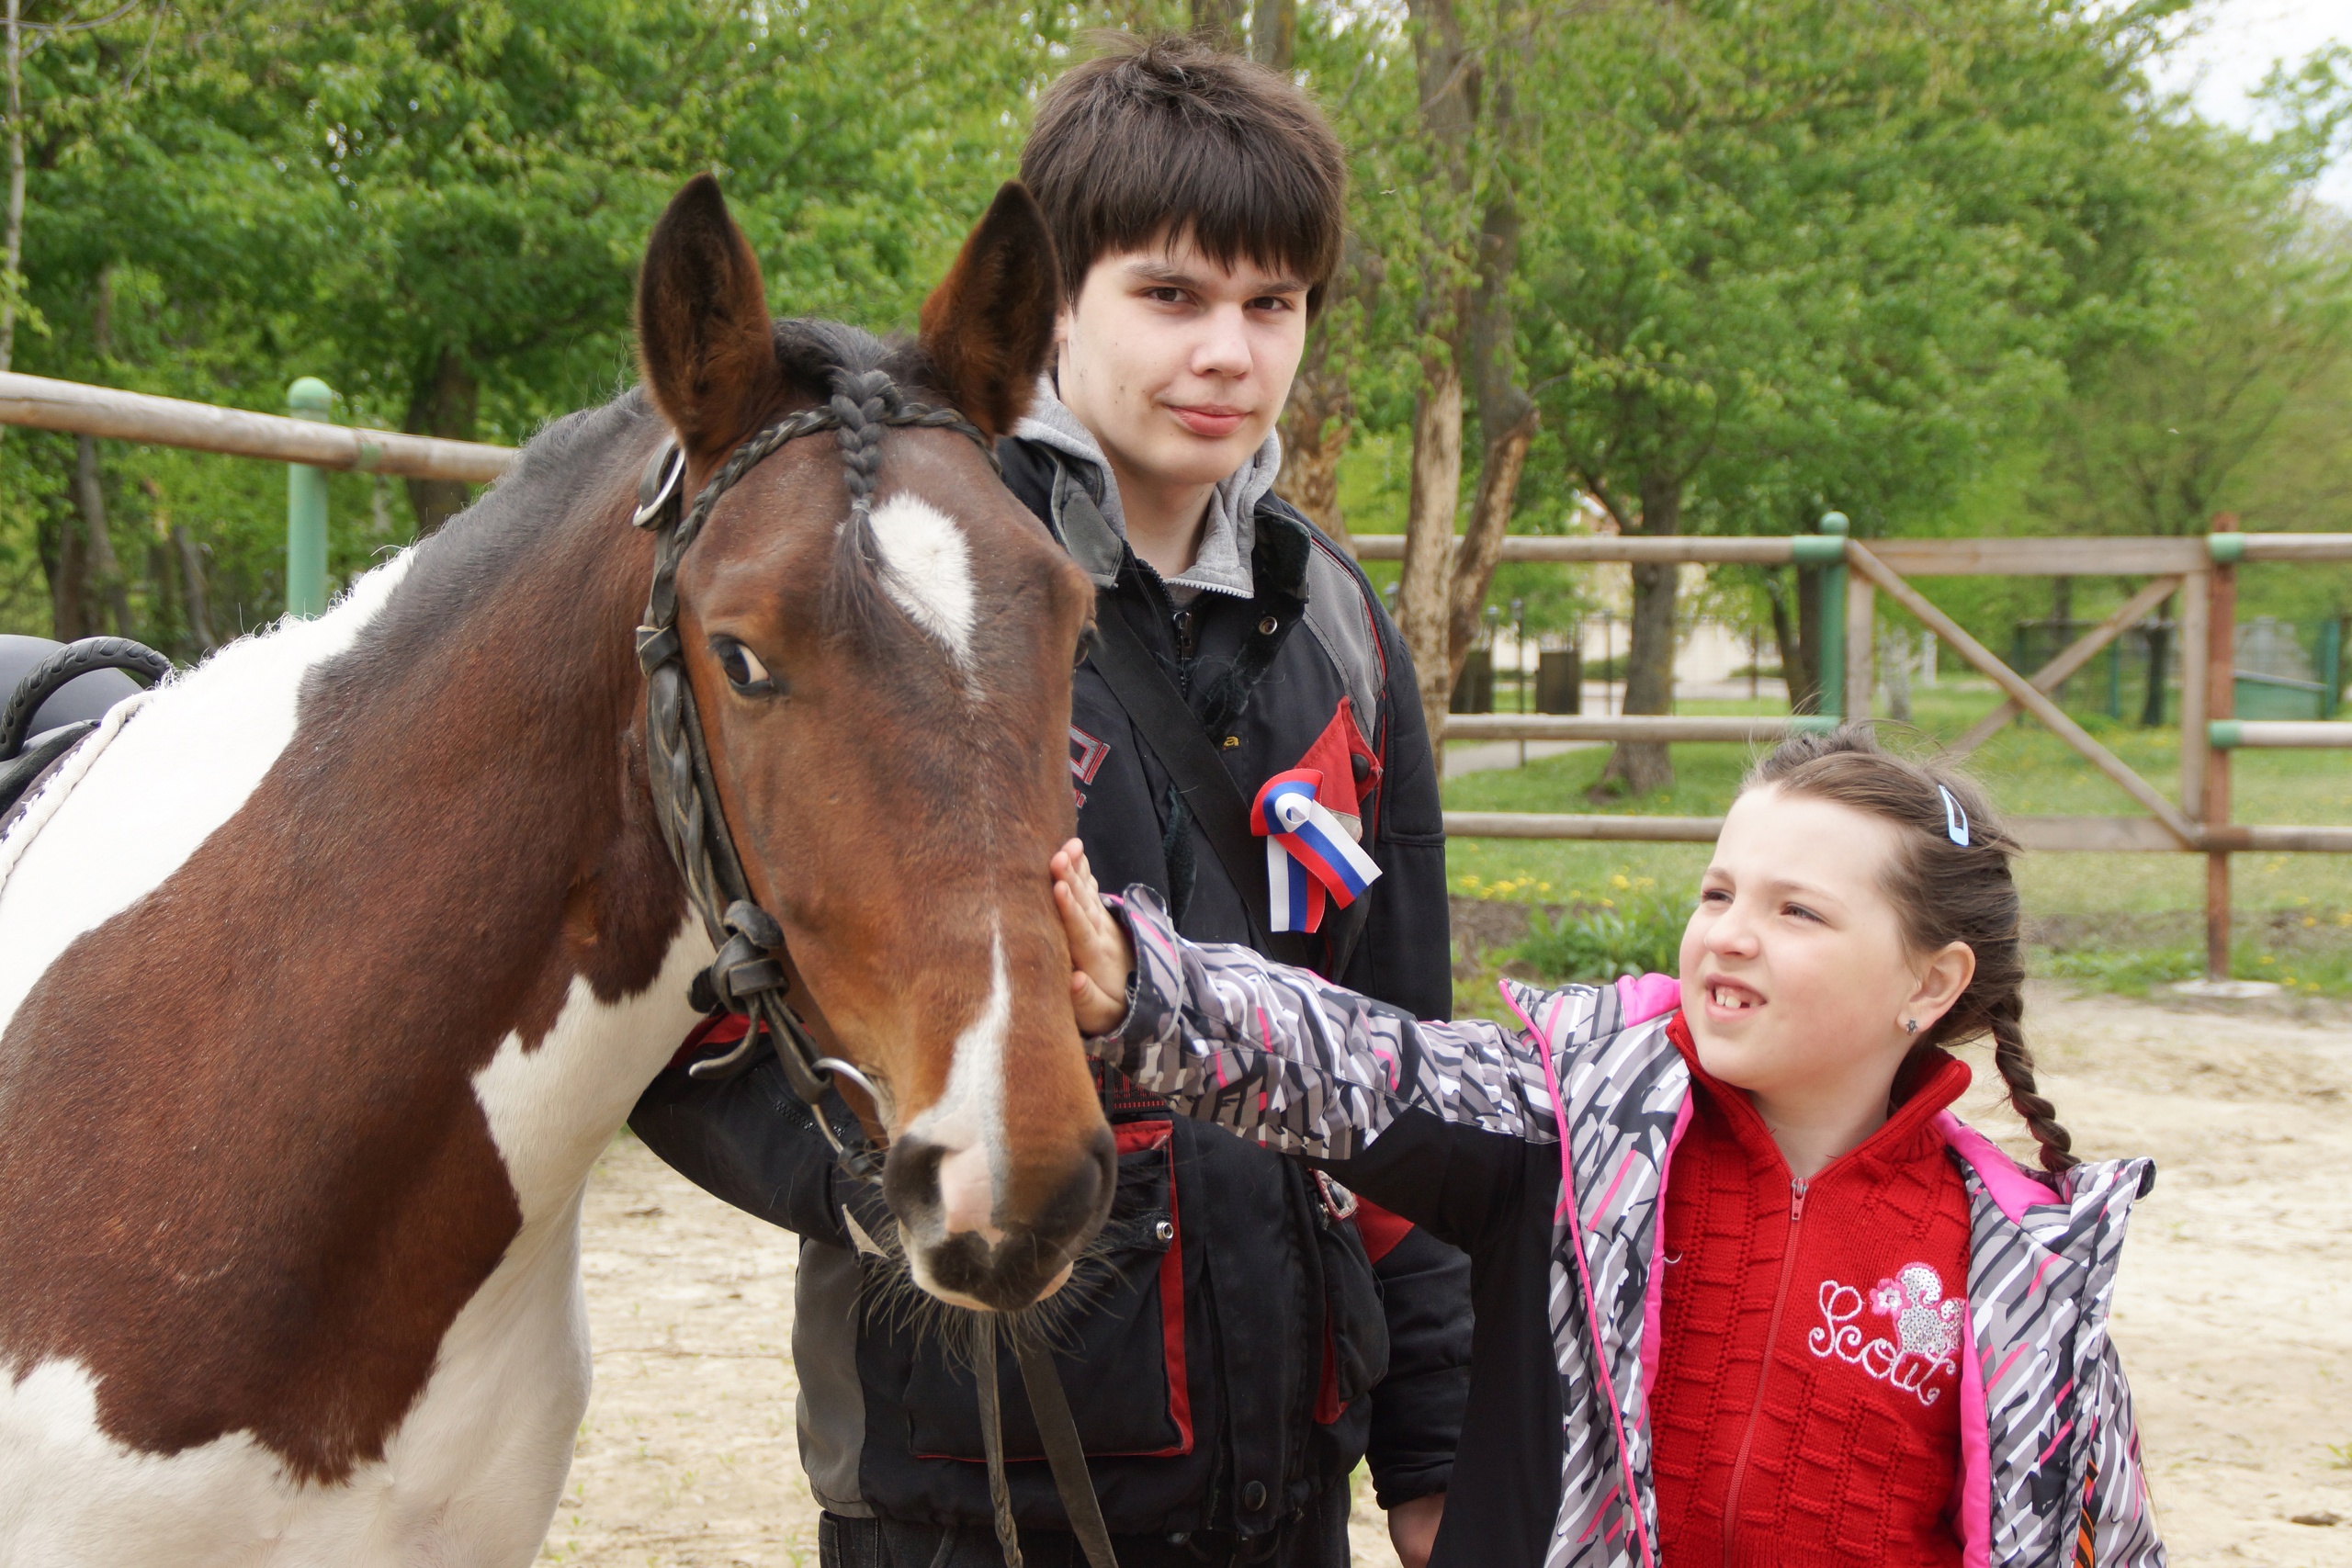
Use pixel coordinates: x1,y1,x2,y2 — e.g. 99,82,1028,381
628,370,1121,1568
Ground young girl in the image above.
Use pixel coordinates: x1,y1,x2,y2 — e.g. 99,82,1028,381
1051,730,2163,1568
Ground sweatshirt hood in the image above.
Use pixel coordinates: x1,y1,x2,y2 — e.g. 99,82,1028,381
1013,375,1281,599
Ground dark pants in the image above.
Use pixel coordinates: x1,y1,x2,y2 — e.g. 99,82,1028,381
819,1473,1355,1568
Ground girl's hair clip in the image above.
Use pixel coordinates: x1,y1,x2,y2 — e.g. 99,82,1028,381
1938,784,1971,848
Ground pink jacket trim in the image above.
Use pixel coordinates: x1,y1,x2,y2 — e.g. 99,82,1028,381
1640,1096,1696,1413
1954,1300,1993,1568
1936,1111,2050,1225
1614,972,1682,1026
1935,1109,2051,1568
1503,980,1661,1568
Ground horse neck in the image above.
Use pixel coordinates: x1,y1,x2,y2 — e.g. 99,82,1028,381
283,482,707,1216
2,459,704,1232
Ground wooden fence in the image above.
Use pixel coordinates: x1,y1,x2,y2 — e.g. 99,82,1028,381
5,371,2346,984
1355,523,2352,983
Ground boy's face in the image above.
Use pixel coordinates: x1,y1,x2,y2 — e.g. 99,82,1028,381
1056,230,1311,496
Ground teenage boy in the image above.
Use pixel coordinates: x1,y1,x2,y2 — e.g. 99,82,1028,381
632,38,1464,1568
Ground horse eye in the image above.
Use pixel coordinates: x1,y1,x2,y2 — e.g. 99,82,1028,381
710,637,779,696
1074,625,1098,670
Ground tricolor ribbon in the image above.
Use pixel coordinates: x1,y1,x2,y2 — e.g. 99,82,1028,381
1252,769,1383,933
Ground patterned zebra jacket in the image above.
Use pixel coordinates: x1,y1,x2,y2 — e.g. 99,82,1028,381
1101,889,2165,1568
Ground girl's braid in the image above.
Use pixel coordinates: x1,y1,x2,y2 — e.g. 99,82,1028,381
1984,987,2076,1173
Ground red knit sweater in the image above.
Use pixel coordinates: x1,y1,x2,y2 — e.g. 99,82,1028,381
1650,1015,1974,1568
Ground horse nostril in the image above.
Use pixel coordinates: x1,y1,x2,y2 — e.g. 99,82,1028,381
1034,1126,1117,1245
882,1136,948,1226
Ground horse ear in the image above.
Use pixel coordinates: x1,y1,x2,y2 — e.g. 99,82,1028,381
637,175,781,456
918,182,1059,442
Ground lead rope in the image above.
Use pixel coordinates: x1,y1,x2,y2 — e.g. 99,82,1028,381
1014,1337,1124,1568
977,1316,1025,1568
975,1318,1123,1568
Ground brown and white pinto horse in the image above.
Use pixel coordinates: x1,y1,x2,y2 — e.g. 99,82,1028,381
0,177,1104,1565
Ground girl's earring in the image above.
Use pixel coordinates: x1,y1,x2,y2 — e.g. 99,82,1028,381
1904,1019,1919,1035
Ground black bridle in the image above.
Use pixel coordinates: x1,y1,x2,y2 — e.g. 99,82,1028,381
630,368,996,1180
629,369,1122,1568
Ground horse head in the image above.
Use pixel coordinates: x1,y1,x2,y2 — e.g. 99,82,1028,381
636,176,1109,1313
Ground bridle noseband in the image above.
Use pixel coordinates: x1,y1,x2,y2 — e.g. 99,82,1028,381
631,368,997,1181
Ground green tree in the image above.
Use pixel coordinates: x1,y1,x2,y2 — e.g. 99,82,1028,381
1518,0,2170,793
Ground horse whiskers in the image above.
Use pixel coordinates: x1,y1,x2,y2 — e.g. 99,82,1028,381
846,1203,1136,1371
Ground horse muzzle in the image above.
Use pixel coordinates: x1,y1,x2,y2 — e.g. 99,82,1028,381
883,1126,1116,1313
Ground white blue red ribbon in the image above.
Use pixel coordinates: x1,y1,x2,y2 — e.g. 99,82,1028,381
1252,769,1382,934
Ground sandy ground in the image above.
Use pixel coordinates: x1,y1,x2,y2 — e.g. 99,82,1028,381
538,984,2352,1568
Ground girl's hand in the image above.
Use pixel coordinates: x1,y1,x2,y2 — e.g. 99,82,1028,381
1051,839,1132,1035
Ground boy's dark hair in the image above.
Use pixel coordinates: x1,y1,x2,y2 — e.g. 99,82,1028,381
1020,35,1348,315
1744,728,2079,1175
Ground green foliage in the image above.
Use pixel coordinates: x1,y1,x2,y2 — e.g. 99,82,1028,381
1512,886,1688,985
3,0,2350,675
0,0,1086,641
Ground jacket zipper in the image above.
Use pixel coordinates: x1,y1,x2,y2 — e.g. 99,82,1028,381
1719,1176,1807,1567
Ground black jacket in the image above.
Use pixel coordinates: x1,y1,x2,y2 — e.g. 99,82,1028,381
1000,439,1452,1016
629,436,1465,1549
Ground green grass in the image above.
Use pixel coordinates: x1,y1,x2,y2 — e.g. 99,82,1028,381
1443,682,2352,993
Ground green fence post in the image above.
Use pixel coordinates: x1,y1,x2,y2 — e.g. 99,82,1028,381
287,377,333,617
1815,512,1849,718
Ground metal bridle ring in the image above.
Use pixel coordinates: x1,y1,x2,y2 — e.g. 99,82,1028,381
631,444,685,530
813,1056,891,1120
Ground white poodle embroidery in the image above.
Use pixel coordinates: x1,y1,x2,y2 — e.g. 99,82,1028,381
1807,1262,1965,1406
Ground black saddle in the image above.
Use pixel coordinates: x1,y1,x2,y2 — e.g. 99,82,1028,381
0,635,175,819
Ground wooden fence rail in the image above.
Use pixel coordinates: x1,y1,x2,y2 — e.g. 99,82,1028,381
4,375,2344,984
0,371,516,483
1352,531,2352,570
1417,518,2351,984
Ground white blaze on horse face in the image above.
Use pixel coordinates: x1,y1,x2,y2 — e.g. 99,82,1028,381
865,494,976,666
907,925,1012,1247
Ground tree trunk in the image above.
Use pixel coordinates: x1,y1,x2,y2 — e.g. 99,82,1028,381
1191,0,1246,47
44,503,90,641
146,536,181,654
1275,366,1351,551
1443,186,1535,682
1768,564,1824,713
2140,607,2171,728
1276,238,1382,554
74,435,133,636
1248,0,1293,68
1444,410,1532,676
0,0,23,379
1396,364,1464,750
1880,626,1912,722
403,347,479,536
1594,473,1680,797
174,524,216,652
